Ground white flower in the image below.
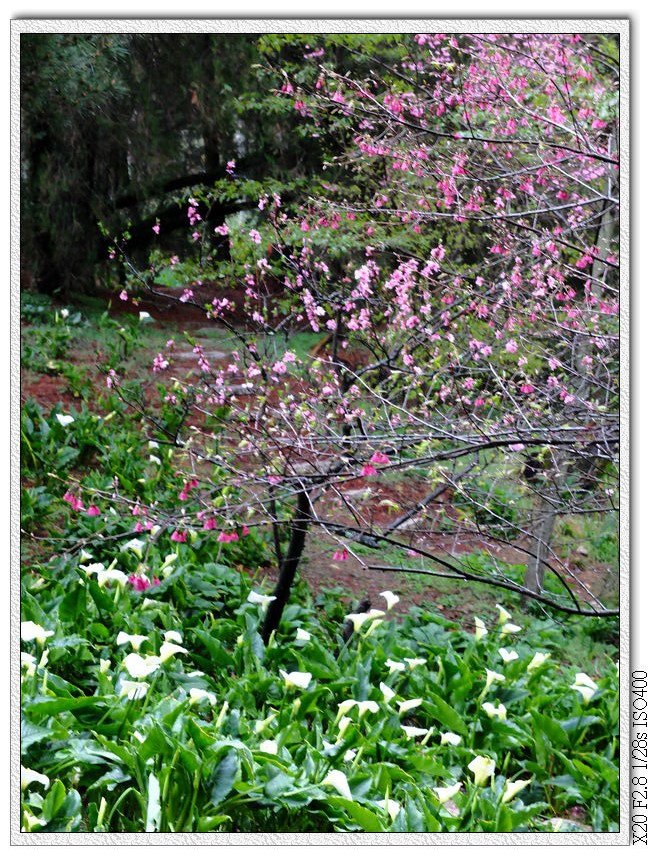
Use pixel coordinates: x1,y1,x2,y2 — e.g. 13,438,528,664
323,769,352,800
258,739,278,755
357,700,380,717
21,652,37,677
247,590,276,611
21,766,50,791
345,609,385,632
56,413,74,427
139,311,152,322
398,698,423,715
97,568,128,588
121,538,146,558
296,628,311,642
164,630,183,644
501,623,522,635
336,699,358,722
118,679,149,700
498,648,519,664
161,553,178,577
343,749,357,763
433,782,462,804
159,642,189,662
79,548,94,563
481,701,507,720
468,755,496,786
188,688,217,707
123,653,161,679
337,716,352,738
571,672,599,703
385,659,406,674
279,669,312,690
149,454,161,465
375,798,401,820
440,731,462,746
99,658,111,674
474,617,488,641
22,811,47,832
401,725,429,739
502,777,532,804
80,562,106,576
116,632,148,651
485,668,506,689
495,604,511,624
404,657,426,669
379,682,396,702
527,652,550,672
21,621,54,645
60,308,69,319
379,590,400,611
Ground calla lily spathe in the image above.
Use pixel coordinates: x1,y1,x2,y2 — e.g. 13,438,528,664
498,648,519,663
247,590,276,611
279,669,312,689
118,679,150,700
116,632,148,651
379,590,400,611
440,731,462,746
474,617,488,641
21,621,54,645
468,755,496,786
571,672,598,702
527,652,550,672
502,777,532,803
21,766,50,791
323,769,353,800
482,701,507,720
398,698,423,715
344,608,385,632
122,653,161,679
433,782,462,804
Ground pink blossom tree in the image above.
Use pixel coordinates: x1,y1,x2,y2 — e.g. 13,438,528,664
107,32,620,638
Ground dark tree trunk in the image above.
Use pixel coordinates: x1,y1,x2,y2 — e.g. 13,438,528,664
261,489,312,644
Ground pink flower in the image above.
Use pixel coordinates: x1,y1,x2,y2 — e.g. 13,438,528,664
519,383,534,395
63,491,84,511
249,229,262,245
509,443,525,452
170,529,188,543
86,504,101,517
152,224,160,235
267,475,282,486
241,526,250,537
369,452,391,466
217,530,239,544
361,464,378,477
332,549,349,561
119,290,129,302
203,517,217,531
128,574,161,592
226,159,236,176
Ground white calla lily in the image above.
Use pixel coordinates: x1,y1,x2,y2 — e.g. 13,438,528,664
468,755,496,786
495,604,511,624
21,621,54,645
527,652,550,672
398,698,423,715
401,725,429,739
247,590,276,611
164,630,183,644
118,679,150,700
379,590,400,611
502,777,532,803
259,739,278,755
279,669,312,690
385,659,406,674
123,653,161,679
485,668,506,689
323,769,353,800
571,672,598,702
21,766,50,791
433,782,462,804
440,731,462,746
159,642,189,662
404,657,426,669
482,701,507,720
56,413,74,427
116,632,148,651
498,648,519,663
501,623,522,635
474,617,488,641
188,688,217,707
345,608,385,632
379,682,396,702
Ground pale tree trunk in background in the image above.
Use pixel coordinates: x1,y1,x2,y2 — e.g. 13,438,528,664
524,133,618,596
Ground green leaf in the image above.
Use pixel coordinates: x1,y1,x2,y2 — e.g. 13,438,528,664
327,796,385,831
210,750,239,806
424,694,468,735
42,779,67,822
